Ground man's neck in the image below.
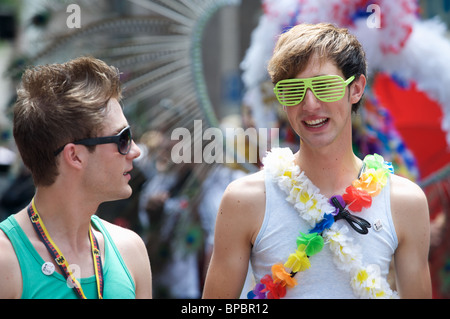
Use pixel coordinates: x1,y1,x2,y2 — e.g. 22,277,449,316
32,186,99,253
294,142,362,198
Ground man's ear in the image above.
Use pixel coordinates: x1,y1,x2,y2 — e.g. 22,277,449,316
61,144,85,170
349,74,366,104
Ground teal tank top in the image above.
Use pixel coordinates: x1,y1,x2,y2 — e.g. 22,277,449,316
0,215,136,299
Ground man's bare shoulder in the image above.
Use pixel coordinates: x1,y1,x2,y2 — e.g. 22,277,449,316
96,219,150,273
389,174,429,240
95,217,152,298
96,217,145,250
390,174,428,208
222,170,265,205
0,226,19,263
218,170,266,242
0,219,22,298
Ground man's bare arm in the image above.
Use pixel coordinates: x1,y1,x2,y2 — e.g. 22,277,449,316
203,172,265,298
0,230,22,299
391,175,432,298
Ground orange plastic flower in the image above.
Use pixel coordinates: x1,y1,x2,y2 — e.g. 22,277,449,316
271,264,297,288
352,169,383,197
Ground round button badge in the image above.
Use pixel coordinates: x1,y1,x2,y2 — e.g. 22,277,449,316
41,261,55,276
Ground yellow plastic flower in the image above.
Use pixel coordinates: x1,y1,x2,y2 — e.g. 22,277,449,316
283,170,292,178
271,264,297,288
284,245,311,273
298,190,320,215
375,290,386,298
355,269,369,283
299,190,312,204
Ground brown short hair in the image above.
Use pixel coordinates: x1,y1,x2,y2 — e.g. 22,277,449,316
13,56,122,186
268,23,367,112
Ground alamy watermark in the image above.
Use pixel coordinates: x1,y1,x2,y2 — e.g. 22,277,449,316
66,264,82,288
366,4,381,29
171,120,279,164
66,4,81,29
65,3,381,30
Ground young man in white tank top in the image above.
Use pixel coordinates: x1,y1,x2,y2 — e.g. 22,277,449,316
203,23,431,299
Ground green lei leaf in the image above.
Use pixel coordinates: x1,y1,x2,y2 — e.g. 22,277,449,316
363,154,385,170
296,232,324,256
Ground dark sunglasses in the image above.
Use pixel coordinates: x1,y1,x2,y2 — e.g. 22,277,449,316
54,126,132,156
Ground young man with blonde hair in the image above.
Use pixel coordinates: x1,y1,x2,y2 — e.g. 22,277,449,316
0,56,152,299
203,23,431,299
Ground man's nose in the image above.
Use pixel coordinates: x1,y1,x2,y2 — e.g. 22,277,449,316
301,88,321,110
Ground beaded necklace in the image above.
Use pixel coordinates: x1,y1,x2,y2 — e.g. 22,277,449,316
247,148,398,299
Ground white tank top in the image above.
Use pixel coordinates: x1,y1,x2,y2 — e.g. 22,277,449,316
250,167,398,298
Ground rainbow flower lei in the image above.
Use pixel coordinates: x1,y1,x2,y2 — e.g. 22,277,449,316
247,148,398,299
